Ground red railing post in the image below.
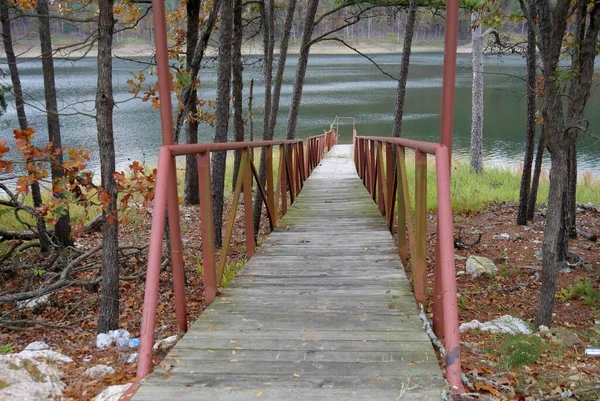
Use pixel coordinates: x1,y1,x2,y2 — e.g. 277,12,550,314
166,156,188,333
434,145,463,392
413,150,428,305
197,151,217,305
137,147,171,379
279,145,288,214
242,151,255,258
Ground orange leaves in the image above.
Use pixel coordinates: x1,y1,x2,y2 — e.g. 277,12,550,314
9,0,37,10
0,140,13,174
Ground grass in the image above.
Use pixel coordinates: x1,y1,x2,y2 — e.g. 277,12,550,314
556,279,600,308
399,154,600,212
0,343,15,354
498,334,547,369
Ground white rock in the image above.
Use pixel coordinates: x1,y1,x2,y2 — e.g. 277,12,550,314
84,364,116,379
24,341,50,351
534,249,543,260
560,267,573,274
0,353,65,400
153,335,178,352
96,333,113,349
18,349,73,364
493,233,510,240
459,315,532,335
466,256,497,278
16,294,50,310
93,384,131,401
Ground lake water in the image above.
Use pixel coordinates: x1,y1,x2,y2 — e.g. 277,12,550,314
1,53,599,175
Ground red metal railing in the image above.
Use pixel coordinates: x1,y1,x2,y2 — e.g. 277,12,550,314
136,131,337,380
354,134,463,392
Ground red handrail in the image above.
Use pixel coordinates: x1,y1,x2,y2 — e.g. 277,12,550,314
136,130,337,381
353,134,463,392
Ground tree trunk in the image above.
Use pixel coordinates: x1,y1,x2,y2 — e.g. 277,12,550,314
391,0,417,139
0,0,50,253
249,79,254,142
96,0,119,333
232,0,245,191
211,0,233,248
183,0,201,205
252,0,275,235
566,142,577,237
527,126,545,220
286,0,320,140
37,0,72,246
535,145,567,327
469,12,484,174
517,14,537,225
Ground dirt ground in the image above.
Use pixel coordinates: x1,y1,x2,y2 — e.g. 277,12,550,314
1,202,599,400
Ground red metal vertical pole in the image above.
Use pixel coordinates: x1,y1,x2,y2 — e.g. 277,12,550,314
151,0,175,147
197,152,217,305
435,145,464,392
440,0,459,164
137,147,171,379
166,157,187,333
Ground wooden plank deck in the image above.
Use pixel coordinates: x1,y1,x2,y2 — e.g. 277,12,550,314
132,145,447,400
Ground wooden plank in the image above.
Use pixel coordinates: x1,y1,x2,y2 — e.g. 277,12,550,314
132,145,446,400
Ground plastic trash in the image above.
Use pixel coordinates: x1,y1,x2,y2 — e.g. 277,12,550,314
109,329,131,349
128,338,140,349
96,333,113,349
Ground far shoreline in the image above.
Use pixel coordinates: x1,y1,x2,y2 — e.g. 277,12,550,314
0,41,474,60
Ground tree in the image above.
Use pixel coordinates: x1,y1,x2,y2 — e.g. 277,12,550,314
391,0,417,140
37,0,72,246
469,11,484,173
0,0,50,252
96,0,119,333
211,0,233,248
183,0,202,205
286,0,320,140
530,0,600,327
253,0,298,232
516,0,537,225
231,0,245,191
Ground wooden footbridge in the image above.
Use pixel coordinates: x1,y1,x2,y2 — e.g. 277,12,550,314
123,124,464,400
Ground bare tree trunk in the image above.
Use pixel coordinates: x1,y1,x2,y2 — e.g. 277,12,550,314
37,0,72,246
286,0,320,140
469,12,484,174
0,0,50,253
566,142,577,237
249,79,254,142
517,10,537,225
211,0,233,248
232,0,245,191
183,0,201,205
391,0,417,139
96,0,119,333
527,126,545,220
252,0,275,235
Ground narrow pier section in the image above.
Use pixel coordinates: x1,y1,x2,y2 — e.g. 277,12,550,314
133,145,447,400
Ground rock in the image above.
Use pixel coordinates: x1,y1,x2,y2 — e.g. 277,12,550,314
128,338,140,349
153,335,178,352
456,271,466,276
16,294,50,310
84,365,115,379
493,233,510,240
558,331,584,348
538,325,552,339
93,384,131,401
0,353,65,400
583,264,594,272
18,349,73,364
459,315,532,335
454,254,467,261
560,267,573,274
534,249,543,260
466,256,497,278
23,342,50,352
81,355,93,363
